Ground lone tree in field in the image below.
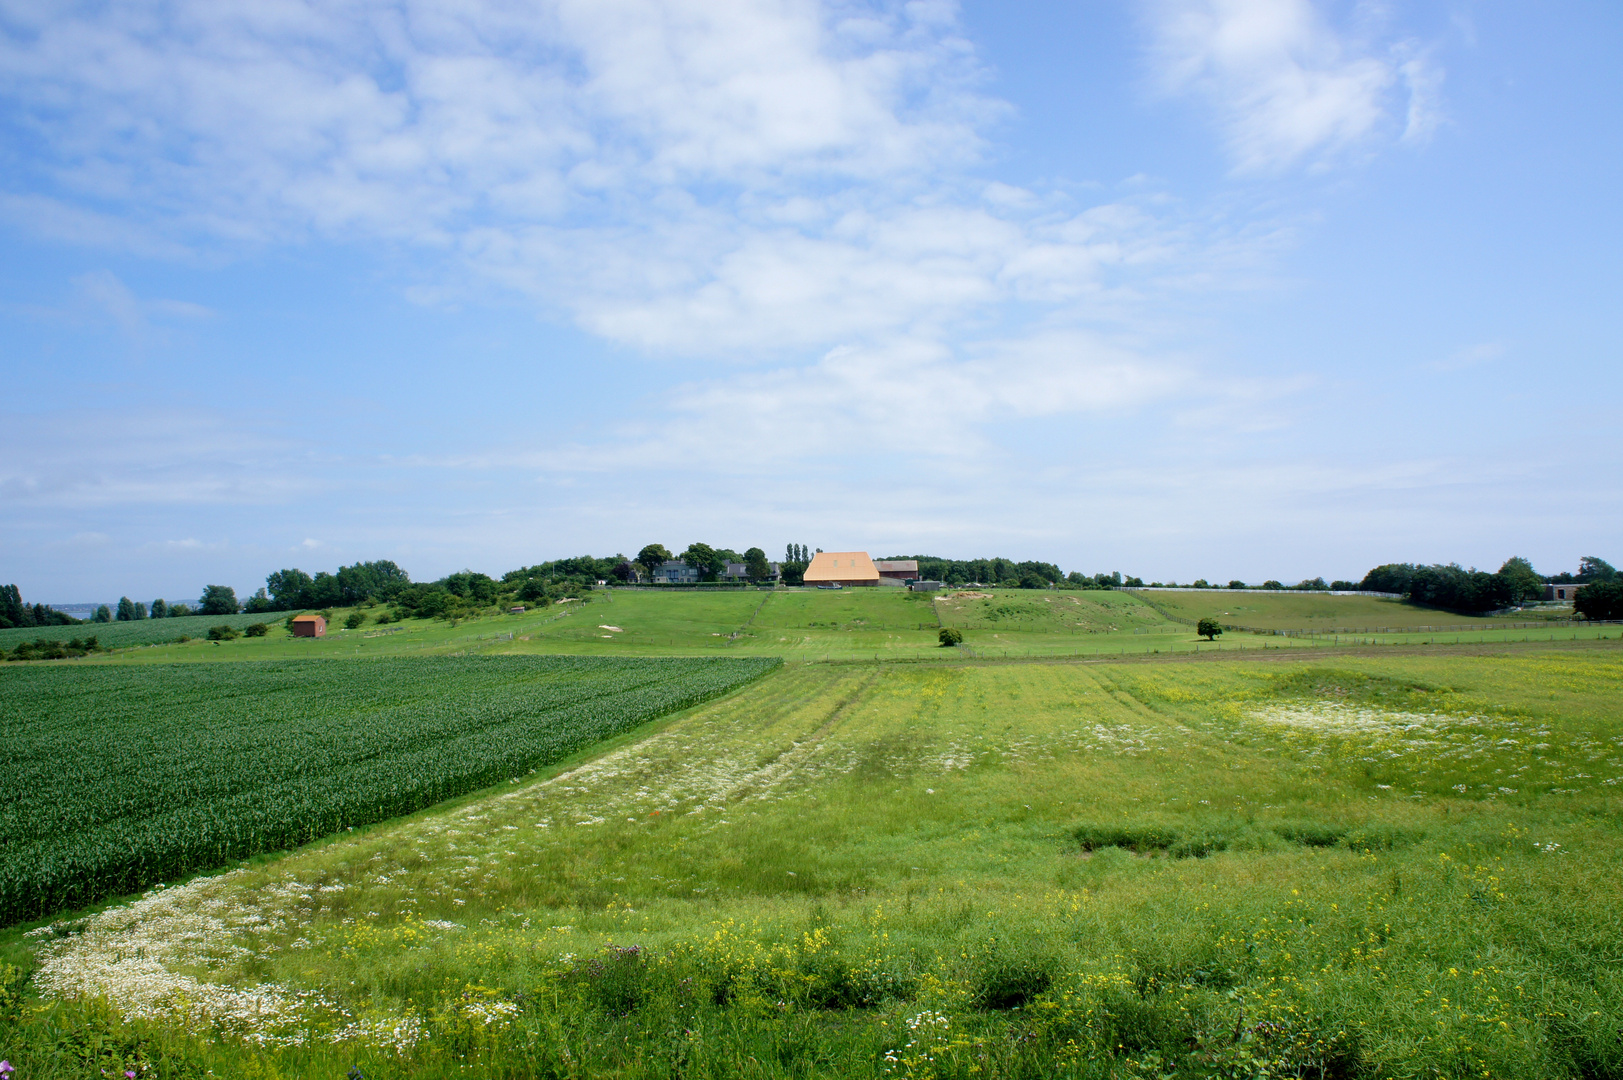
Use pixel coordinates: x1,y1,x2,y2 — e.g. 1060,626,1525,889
1197,617,1222,641
939,627,964,647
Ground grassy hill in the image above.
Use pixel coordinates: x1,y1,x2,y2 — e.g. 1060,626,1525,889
12,587,1607,669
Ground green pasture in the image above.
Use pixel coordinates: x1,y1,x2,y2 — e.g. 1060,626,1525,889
8,644,1623,1078
55,587,1609,667
1134,588,1530,631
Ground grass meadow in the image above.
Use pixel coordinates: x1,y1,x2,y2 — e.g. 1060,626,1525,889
41,588,1613,670
1133,590,1542,633
6,641,1622,1078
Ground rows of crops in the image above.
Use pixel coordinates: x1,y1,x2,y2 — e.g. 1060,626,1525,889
0,611,281,651
0,655,780,925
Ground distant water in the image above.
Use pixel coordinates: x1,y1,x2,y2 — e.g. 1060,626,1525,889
44,604,111,618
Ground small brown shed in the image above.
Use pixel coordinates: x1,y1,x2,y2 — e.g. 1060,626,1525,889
291,614,326,638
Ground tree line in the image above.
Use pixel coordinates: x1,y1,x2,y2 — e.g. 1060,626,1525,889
1358,556,1616,615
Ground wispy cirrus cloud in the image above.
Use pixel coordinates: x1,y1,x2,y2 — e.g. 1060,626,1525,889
1145,0,1443,173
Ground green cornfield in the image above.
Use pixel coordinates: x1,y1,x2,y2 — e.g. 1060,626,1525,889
0,655,778,925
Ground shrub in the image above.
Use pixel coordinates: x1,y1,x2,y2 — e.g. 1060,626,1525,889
206,625,240,641
344,611,366,630
938,627,963,647
972,940,1057,1010
244,623,269,638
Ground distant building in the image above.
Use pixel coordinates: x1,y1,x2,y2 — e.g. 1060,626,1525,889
653,560,699,584
908,580,943,592
803,551,880,587
874,559,918,586
509,605,526,614
1545,583,1587,602
291,614,326,638
721,561,782,583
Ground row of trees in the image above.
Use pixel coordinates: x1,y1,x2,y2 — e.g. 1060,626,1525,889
1357,556,1616,614
633,544,773,583
0,585,76,629
263,560,412,610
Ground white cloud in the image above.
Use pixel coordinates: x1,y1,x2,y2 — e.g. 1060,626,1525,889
0,0,1221,365
1145,0,1442,172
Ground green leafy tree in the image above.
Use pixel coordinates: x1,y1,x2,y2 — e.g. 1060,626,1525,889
116,596,137,621
637,544,673,579
199,585,239,616
265,569,314,609
92,604,112,623
681,543,724,582
1227,580,1246,589
0,584,31,629
744,547,771,581
150,598,168,619
168,602,192,617
1359,564,1416,594
1575,581,1623,620
1578,556,1618,583
1496,557,1542,602
939,627,964,647
1197,617,1223,641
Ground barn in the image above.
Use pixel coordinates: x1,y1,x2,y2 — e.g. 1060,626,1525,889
291,614,326,638
803,552,880,587
874,559,918,586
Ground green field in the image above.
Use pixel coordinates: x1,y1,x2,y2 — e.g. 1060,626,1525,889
0,656,777,924
1133,588,1528,631
11,588,1611,668
0,610,279,650
7,642,1623,1079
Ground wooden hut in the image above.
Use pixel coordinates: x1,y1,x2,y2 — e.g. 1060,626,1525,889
291,614,326,638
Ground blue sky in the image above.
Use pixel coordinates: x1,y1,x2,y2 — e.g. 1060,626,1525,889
2,0,1619,602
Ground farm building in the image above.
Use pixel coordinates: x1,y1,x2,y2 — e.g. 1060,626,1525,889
874,559,918,585
1545,583,1587,602
291,614,326,638
804,551,880,587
